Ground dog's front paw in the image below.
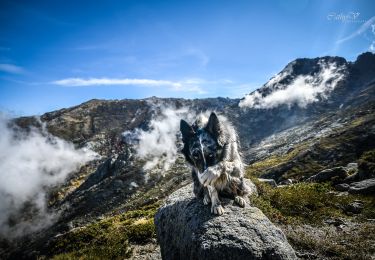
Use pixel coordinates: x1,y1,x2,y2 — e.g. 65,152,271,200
211,204,225,215
235,196,246,207
203,194,211,205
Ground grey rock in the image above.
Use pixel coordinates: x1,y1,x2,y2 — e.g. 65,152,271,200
155,182,297,260
324,218,345,226
334,183,350,191
343,173,359,184
258,178,277,187
306,166,348,183
344,200,364,214
348,178,375,194
346,163,358,172
279,179,294,185
79,158,112,190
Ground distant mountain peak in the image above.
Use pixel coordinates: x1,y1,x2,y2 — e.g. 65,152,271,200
239,55,350,109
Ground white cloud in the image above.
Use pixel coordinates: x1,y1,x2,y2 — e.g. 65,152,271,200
0,115,98,238
370,24,375,52
0,63,24,74
53,78,181,87
239,61,346,109
52,77,207,94
370,41,375,52
123,106,200,174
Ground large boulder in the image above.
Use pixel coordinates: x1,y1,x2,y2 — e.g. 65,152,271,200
306,166,348,183
155,181,297,260
348,178,375,195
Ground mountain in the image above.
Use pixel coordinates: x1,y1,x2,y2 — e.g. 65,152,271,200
1,52,375,259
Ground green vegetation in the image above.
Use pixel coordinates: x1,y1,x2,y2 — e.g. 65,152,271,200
48,163,99,206
249,177,375,259
285,223,375,260
249,177,375,224
358,149,375,177
47,155,189,260
245,143,309,178
50,202,160,260
246,111,375,182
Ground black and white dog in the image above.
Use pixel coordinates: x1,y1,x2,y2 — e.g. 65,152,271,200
180,112,250,215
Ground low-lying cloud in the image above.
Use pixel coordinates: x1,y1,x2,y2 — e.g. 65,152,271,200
0,115,97,238
123,106,199,174
239,61,346,109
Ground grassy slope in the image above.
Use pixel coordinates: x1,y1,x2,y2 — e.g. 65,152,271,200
44,158,190,259
245,107,375,259
246,105,375,182
248,178,375,259
50,203,159,259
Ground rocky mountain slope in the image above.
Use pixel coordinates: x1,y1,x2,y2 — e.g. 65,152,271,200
1,52,374,259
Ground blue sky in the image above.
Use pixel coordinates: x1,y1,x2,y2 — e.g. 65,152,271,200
0,0,374,116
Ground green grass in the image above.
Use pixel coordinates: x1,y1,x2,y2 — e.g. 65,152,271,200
245,143,309,178
284,223,375,260
50,202,160,260
249,176,375,259
249,177,375,224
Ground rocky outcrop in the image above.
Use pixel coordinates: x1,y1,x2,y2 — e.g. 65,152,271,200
258,178,277,187
334,183,350,191
348,178,375,195
344,200,364,214
306,166,349,183
155,182,297,260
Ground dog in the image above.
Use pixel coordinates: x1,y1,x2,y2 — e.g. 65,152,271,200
180,112,250,215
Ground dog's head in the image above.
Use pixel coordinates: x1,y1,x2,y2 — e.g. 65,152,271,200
180,112,223,173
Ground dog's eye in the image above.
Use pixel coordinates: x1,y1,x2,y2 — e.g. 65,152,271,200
208,153,214,158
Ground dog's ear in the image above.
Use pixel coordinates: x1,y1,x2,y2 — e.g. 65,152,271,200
205,112,221,139
180,119,194,142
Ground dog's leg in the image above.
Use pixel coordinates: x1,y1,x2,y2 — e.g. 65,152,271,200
192,169,204,199
207,186,224,215
227,176,249,208
203,187,211,205
234,196,246,207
